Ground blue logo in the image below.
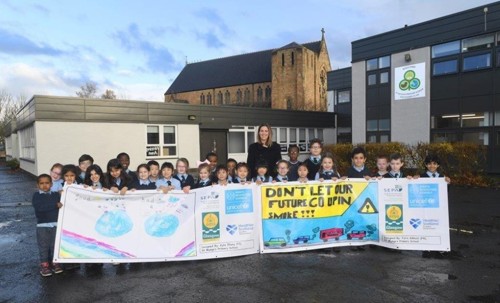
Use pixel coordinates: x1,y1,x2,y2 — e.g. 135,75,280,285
409,218,422,229
225,189,253,214
226,224,237,235
408,184,439,208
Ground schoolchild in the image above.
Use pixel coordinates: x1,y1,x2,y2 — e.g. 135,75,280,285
419,155,451,183
194,163,211,188
133,164,157,190
303,138,323,180
226,158,237,182
296,163,309,183
287,145,301,181
83,164,108,190
274,160,290,182
233,162,251,184
106,158,134,195
32,174,63,277
372,155,391,178
77,154,94,183
147,160,160,183
173,158,195,193
214,164,230,185
156,162,181,191
252,161,273,184
315,153,341,181
205,152,218,183
347,147,371,178
117,152,138,183
49,163,64,192
387,153,410,179
61,164,81,189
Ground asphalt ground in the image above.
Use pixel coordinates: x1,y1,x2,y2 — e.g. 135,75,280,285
0,163,499,303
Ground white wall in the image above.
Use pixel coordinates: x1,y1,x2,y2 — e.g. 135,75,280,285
391,47,431,144
34,121,200,176
351,61,366,144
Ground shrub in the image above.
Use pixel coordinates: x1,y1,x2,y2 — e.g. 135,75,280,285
6,158,20,170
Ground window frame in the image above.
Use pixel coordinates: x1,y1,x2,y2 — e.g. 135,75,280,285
462,51,492,72
146,124,178,159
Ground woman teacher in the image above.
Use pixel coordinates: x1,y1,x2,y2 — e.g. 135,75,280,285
247,123,282,178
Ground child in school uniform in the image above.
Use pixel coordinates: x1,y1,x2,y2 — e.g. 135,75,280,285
303,138,323,180
156,162,181,192
77,154,94,183
83,164,108,190
174,158,195,193
194,163,212,188
215,164,230,185
274,160,290,183
49,163,64,192
226,158,237,183
252,161,273,184
117,152,138,183
61,164,81,189
233,162,251,184
419,155,451,183
387,153,411,179
315,153,341,181
347,147,371,178
372,155,391,178
147,160,160,183
205,152,218,183
106,158,135,195
32,174,63,277
297,163,309,183
133,164,157,190
287,145,301,181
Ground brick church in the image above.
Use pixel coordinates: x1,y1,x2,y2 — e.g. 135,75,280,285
164,30,331,112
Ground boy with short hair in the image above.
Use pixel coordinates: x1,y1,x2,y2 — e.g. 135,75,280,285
147,160,160,183
420,154,451,183
205,152,218,183
287,145,301,181
347,147,371,178
388,153,406,178
77,154,94,183
303,139,323,180
32,174,63,277
372,155,390,178
117,152,138,183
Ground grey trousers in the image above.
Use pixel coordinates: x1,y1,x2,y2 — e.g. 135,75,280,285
36,226,56,263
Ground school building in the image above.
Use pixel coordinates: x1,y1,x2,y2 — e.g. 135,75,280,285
328,2,500,173
4,95,335,176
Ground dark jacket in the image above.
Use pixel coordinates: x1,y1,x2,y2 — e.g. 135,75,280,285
247,142,282,178
32,191,60,224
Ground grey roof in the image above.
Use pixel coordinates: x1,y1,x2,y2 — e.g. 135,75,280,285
165,41,322,95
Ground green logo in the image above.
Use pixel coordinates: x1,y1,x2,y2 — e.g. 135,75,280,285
399,70,420,91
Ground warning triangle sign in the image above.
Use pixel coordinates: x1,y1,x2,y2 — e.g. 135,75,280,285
358,197,378,214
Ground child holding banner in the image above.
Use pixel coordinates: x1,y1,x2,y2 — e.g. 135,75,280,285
274,160,290,182
49,163,64,192
418,155,451,183
32,174,63,277
106,159,135,195
303,138,323,180
315,153,341,181
156,162,181,192
287,145,301,181
83,164,108,190
215,164,231,185
297,163,309,183
194,163,212,188
174,158,195,193
133,164,157,190
372,155,390,178
347,147,371,179
234,162,251,184
253,160,273,184
147,160,160,183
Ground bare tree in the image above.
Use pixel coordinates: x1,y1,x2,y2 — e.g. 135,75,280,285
0,90,25,146
101,89,117,100
76,81,98,98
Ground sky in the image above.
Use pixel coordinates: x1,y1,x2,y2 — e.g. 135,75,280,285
0,0,495,102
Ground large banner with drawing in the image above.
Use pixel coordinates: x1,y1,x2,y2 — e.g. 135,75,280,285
54,184,261,263
260,178,450,253
54,179,449,262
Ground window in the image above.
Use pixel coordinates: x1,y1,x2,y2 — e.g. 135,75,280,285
228,126,255,154
462,34,494,52
497,50,500,67
463,132,489,145
236,89,242,104
146,125,177,158
368,74,377,85
463,53,491,71
366,58,378,71
244,88,250,103
432,41,460,58
291,52,295,65
432,132,458,143
19,125,35,160
217,91,223,105
431,115,460,129
200,93,205,104
379,56,390,69
282,53,285,66
207,93,212,105
433,59,458,76
279,128,287,143
257,87,263,102
380,134,389,143
265,86,271,103
461,112,491,127
367,135,377,143
378,119,390,131
380,72,389,84
224,90,230,104
338,90,350,103
495,111,500,126
367,120,378,131
289,128,297,142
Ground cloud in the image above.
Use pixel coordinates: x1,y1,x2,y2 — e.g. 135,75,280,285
195,31,225,48
32,4,49,15
0,28,64,56
194,8,232,36
113,23,179,73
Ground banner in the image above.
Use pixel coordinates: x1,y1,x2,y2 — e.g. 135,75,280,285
54,184,260,263
54,179,449,263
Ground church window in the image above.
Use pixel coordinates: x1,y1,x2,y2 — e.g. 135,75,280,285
244,88,250,103
257,87,263,103
217,91,223,105
291,52,295,66
207,93,212,105
200,93,205,104
282,53,285,67
224,90,230,104
265,86,271,103
236,89,242,104
287,98,293,110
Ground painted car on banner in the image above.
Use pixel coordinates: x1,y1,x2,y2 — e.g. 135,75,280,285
264,237,287,247
347,230,367,240
293,235,310,244
320,227,344,241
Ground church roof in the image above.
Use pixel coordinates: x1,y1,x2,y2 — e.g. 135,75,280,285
165,40,322,95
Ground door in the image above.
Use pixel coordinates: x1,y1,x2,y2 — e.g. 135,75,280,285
199,130,228,164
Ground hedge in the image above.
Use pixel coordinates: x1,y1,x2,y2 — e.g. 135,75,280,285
323,142,491,187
